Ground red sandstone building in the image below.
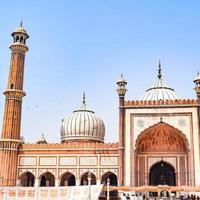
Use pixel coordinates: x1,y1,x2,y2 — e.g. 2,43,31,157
1,24,200,192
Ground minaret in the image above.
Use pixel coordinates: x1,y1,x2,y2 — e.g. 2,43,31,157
0,23,29,186
193,72,200,102
116,74,127,186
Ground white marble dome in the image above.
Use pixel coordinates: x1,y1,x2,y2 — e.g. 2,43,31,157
60,93,105,142
139,63,182,101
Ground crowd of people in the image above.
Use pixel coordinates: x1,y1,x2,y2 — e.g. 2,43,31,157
120,193,146,200
120,192,200,200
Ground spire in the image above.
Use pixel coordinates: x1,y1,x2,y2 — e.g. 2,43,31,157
76,91,87,111
82,91,86,105
158,60,162,79
20,20,23,27
117,73,127,84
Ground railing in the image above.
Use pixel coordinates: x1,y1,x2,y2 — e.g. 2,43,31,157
0,185,103,200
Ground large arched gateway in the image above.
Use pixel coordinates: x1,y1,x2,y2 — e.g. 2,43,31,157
135,121,189,186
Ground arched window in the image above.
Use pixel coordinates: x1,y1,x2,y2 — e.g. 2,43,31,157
40,172,55,187
80,172,96,185
20,36,23,43
10,84,14,89
19,172,35,187
16,36,19,42
60,172,76,186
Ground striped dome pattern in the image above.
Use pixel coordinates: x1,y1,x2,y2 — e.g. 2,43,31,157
61,93,105,142
140,78,182,101
139,62,182,101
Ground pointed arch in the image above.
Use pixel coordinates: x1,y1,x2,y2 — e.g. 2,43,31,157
39,172,55,187
101,171,118,186
19,171,35,187
101,171,118,198
60,172,76,186
135,122,189,153
80,172,96,185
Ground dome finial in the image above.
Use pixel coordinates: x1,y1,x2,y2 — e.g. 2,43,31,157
83,91,86,105
78,91,87,110
158,60,162,79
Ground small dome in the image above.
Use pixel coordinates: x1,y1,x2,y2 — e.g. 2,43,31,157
139,62,182,101
61,93,105,143
117,73,127,84
140,78,182,101
15,26,27,34
36,134,47,144
193,72,200,83
11,21,29,38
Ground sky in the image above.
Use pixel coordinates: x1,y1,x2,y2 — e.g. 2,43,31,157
0,0,200,143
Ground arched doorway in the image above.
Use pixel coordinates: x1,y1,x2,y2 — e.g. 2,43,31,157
20,172,35,187
101,172,118,198
149,161,175,186
80,172,96,185
40,172,55,187
135,122,189,186
60,172,76,186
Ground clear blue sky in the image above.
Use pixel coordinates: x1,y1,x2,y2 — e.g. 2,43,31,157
0,1,200,143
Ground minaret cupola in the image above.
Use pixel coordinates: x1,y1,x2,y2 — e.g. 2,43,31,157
116,73,127,98
193,72,200,101
11,21,29,45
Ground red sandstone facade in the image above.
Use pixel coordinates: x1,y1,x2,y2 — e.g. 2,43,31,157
0,25,28,186
1,24,200,193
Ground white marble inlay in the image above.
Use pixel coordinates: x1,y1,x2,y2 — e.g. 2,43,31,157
20,157,36,166
40,157,56,166
101,157,118,166
60,157,76,166
80,157,97,165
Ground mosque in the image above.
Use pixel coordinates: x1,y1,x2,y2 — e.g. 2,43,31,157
1,24,200,195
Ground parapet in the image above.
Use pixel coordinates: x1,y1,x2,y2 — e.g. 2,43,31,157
19,141,119,154
124,99,198,107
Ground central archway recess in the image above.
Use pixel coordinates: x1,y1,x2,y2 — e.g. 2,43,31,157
134,122,189,186
149,161,175,186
